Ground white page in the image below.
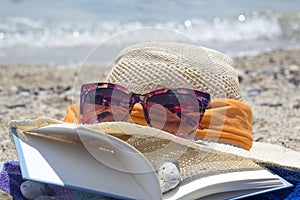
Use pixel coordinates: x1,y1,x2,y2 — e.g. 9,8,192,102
12,125,162,200
164,169,290,200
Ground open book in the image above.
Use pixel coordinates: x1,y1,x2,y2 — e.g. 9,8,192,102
11,123,292,200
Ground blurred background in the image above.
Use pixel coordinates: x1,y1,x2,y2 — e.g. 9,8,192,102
1,0,300,65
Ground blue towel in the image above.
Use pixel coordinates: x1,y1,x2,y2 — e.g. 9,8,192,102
1,161,299,199
242,165,300,200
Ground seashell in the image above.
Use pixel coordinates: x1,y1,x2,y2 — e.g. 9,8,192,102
156,160,180,193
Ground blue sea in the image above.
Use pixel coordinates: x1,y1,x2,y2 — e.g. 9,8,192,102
1,0,300,65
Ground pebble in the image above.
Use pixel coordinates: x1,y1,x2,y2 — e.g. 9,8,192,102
0,106,8,115
0,189,13,200
30,87,41,95
293,100,300,109
5,103,27,109
16,87,30,94
0,139,10,145
260,102,283,107
156,161,180,193
294,126,300,130
235,69,245,83
255,137,264,142
269,57,275,63
9,86,18,93
289,65,299,72
261,70,275,76
247,89,261,97
20,181,52,200
245,69,256,77
19,91,31,97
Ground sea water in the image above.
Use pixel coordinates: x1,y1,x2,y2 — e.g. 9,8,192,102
0,0,300,65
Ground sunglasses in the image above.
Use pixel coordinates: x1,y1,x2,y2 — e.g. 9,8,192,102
80,83,210,138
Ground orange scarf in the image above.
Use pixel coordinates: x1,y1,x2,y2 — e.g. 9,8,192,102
63,99,253,150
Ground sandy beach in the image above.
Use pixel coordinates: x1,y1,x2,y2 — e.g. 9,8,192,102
0,49,300,162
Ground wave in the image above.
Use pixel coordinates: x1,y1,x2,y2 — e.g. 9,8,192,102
0,10,300,64
0,11,299,48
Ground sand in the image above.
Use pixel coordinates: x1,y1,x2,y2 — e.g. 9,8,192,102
0,49,299,161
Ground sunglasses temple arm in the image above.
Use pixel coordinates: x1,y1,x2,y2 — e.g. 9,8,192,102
197,108,207,130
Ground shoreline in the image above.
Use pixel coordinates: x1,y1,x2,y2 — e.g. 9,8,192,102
0,48,300,161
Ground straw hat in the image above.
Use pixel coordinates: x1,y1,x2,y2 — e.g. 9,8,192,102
9,42,300,194
105,42,242,100
100,42,299,169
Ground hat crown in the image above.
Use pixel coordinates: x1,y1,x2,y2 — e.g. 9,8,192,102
105,42,243,100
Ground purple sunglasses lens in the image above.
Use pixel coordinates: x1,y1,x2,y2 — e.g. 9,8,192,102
81,83,210,139
146,92,202,137
82,87,130,124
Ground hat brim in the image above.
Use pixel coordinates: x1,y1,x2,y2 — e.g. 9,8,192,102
9,117,300,171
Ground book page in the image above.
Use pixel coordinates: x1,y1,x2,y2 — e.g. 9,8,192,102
163,169,290,200
12,124,162,200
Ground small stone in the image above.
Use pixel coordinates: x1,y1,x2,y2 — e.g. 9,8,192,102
0,106,8,114
260,102,282,107
293,102,300,109
289,65,299,72
261,70,274,76
30,87,40,96
156,161,180,193
269,57,275,63
0,189,13,200
5,103,27,109
34,195,63,200
9,86,18,93
0,139,10,145
20,181,52,200
235,69,244,83
248,89,261,97
294,126,300,130
19,91,30,97
16,87,30,94
245,69,256,77
255,137,264,142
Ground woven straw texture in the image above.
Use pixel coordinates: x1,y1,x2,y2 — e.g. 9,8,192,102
105,42,243,100
126,136,261,184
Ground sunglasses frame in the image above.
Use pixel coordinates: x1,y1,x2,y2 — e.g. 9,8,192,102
80,82,210,129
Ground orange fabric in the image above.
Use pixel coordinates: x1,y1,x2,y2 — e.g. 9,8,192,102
63,98,253,150
63,103,81,124
197,99,253,150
